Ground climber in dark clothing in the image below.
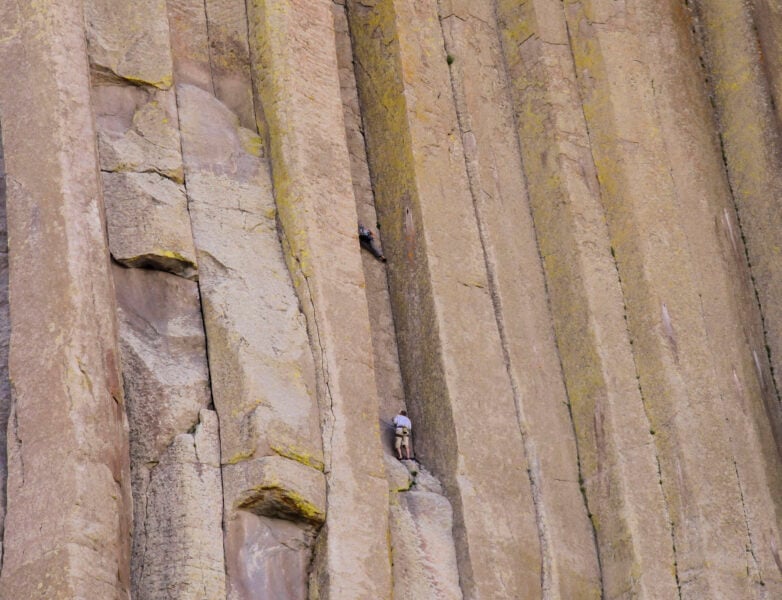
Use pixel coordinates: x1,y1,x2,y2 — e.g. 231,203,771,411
358,223,386,262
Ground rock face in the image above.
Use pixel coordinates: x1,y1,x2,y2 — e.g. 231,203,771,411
1,0,782,598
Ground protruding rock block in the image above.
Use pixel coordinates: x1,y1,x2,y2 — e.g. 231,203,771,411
135,410,226,599
224,455,327,525
103,172,197,278
0,2,131,596
85,0,174,88
94,85,184,183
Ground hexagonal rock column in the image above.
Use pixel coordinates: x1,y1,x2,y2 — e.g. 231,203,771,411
247,0,393,597
495,1,679,597
134,410,226,598
439,2,602,596
346,0,543,597
112,265,222,598
0,1,131,597
177,83,327,599
563,0,782,595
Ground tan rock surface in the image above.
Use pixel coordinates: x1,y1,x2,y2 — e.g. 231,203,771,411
112,264,216,596
390,490,462,600
85,0,173,88
103,172,197,278
440,3,601,596
177,83,322,468
94,85,184,183
694,0,782,450
0,144,8,561
167,0,214,92
226,512,315,600
136,410,226,599
496,1,680,597
176,79,326,598
348,1,543,596
223,455,326,525
204,0,257,130
0,2,131,596
562,0,782,595
1,0,782,597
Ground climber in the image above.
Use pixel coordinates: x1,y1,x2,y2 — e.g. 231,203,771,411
358,223,386,262
393,409,413,460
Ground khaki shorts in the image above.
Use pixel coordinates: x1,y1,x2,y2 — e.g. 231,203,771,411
395,426,410,449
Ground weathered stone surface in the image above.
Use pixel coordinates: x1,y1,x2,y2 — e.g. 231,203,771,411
440,4,601,596
333,4,406,428
205,0,257,130
495,1,679,597
562,0,782,596
94,85,184,182
85,0,173,88
167,0,214,92
348,1,542,597
112,262,211,492
0,142,9,560
135,410,226,599
0,2,131,596
633,2,782,596
248,1,393,596
176,77,325,598
694,0,782,448
389,491,462,600
113,264,210,445
177,83,322,468
226,512,315,600
224,455,326,525
103,172,197,278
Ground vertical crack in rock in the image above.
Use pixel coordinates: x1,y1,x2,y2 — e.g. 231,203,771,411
733,457,763,586
490,7,606,593
436,7,552,596
0,128,9,572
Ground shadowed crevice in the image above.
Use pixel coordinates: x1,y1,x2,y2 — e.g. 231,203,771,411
0,126,9,573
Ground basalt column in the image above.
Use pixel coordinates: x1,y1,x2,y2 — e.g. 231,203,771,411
247,1,392,597
0,2,132,598
85,1,227,596
691,0,782,448
168,1,328,597
563,0,782,596
438,2,602,596
334,4,463,598
497,1,681,597
347,1,544,597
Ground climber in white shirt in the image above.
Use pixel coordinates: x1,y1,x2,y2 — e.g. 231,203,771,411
393,410,413,460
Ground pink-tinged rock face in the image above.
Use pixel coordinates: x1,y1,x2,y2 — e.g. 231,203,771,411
0,0,782,598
